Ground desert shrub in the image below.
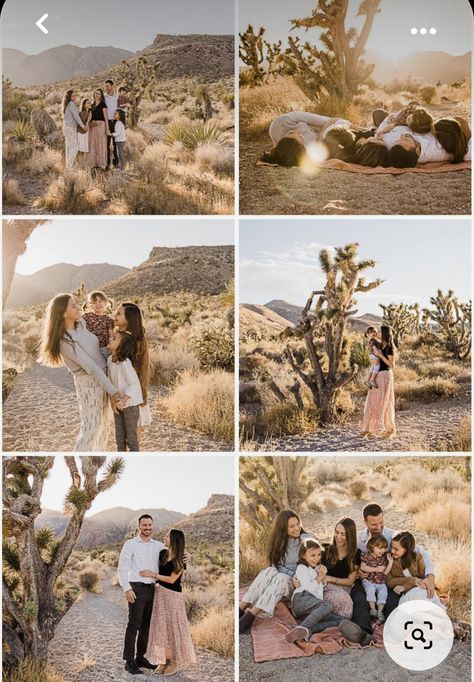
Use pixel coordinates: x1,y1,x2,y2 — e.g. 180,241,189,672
349,479,367,499
444,416,471,452
78,568,100,592
419,360,470,382
189,319,234,371
38,169,104,214
191,607,233,657
23,147,62,176
163,120,223,150
2,87,33,121
3,659,65,682
8,118,35,145
30,108,57,141
240,77,309,138
395,377,458,403
137,142,169,184
419,85,437,104
309,460,350,486
260,402,318,437
3,368,18,402
3,177,26,206
45,90,62,106
195,142,234,176
124,128,147,159
149,344,198,387
163,369,234,442
415,499,470,543
431,539,471,621
239,522,269,583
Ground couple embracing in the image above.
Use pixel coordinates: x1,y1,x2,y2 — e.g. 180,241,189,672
239,503,447,646
118,514,195,676
39,292,151,451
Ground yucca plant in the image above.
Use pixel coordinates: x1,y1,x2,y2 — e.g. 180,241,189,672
9,118,35,145
186,122,223,149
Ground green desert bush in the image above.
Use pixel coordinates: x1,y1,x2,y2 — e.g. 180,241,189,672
8,119,35,145
189,319,234,371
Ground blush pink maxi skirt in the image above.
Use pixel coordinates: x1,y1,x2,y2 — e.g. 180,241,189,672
145,585,196,668
361,369,396,436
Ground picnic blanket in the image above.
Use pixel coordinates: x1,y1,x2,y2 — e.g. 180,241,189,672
318,158,472,175
248,600,384,664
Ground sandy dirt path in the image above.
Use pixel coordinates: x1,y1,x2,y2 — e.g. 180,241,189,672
49,569,234,682
254,387,470,452
2,363,229,452
239,493,471,682
239,138,471,216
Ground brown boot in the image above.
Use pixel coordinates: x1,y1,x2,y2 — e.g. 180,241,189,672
239,610,256,634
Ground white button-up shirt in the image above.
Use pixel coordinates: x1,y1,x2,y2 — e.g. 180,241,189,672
118,535,165,592
104,93,118,121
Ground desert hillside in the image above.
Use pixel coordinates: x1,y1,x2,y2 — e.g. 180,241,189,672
105,245,234,298
240,304,293,337
7,262,129,308
366,49,471,85
157,494,234,545
3,45,134,86
36,506,185,547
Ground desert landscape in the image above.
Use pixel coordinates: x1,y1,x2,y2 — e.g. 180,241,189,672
3,34,234,215
239,1,471,215
2,456,234,682
239,456,471,682
239,225,471,452
2,220,235,451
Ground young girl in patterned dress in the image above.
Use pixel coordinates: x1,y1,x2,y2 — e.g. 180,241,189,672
140,530,196,676
83,291,114,361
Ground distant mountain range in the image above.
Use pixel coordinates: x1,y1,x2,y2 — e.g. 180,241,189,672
3,34,234,88
3,45,134,87
366,49,471,84
35,494,234,547
241,300,383,335
8,263,129,308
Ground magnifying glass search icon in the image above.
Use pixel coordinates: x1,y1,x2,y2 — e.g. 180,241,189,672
411,628,426,643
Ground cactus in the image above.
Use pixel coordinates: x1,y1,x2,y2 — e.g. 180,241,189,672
422,290,471,360
114,56,159,128
284,243,383,424
239,25,282,87
2,456,124,672
380,302,420,347
271,0,381,107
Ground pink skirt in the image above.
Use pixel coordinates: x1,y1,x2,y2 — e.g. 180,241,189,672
322,584,353,619
88,120,108,169
145,585,196,667
361,369,396,435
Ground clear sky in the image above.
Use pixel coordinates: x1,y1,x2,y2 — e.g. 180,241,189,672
41,455,235,516
12,219,234,275
239,219,471,314
1,0,234,53
239,0,472,60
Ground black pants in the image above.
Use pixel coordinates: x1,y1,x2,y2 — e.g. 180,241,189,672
350,579,400,633
123,582,154,661
107,119,118,167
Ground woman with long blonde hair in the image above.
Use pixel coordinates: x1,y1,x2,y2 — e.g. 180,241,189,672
39,293,127,450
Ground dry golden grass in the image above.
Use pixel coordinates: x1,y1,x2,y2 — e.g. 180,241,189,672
3,177,26,205
195,142,234,176
191,607,234,658
37,168,104,214
415,499,471,544
22,148,62,176
78,568,101,593
163,369,234,442
239,522,269,585
430,539,471,621
2,660,65,682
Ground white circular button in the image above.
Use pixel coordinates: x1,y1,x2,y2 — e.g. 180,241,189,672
420,27,427,35
383,600,454,671
411,27,418,35
430,27,437,35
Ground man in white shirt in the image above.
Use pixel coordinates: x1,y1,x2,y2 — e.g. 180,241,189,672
118,514,164,675
350,502,436,636
104,79,119,168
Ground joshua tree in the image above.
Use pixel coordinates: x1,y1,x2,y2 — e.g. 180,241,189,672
239,25,281,87
380,302,421,347
284,243,383,424
194,85,213,121
239,456,311,526
115,56,159,128
273,0,381,106
422,290,471,360
2,220,47,307
2,456,125,671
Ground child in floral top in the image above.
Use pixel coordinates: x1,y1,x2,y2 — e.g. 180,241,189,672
83,291,114,361
360,534,393,623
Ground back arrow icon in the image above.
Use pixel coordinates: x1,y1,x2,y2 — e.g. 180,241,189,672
36,13,49,34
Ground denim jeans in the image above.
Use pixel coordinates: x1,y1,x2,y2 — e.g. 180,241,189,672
292,590,343,635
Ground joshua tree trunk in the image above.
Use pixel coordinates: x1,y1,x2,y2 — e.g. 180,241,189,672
2,220,47,306
284,243,383,425
2,456,124,671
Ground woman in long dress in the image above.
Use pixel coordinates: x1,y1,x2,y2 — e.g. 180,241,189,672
88,89,109,170
140,530,196,676
62,89,87,168
39,293,127,450
78,98,92,155
361,325,396,439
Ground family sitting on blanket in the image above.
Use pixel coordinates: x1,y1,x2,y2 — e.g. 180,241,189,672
258,103,471,169
239,504,469,645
